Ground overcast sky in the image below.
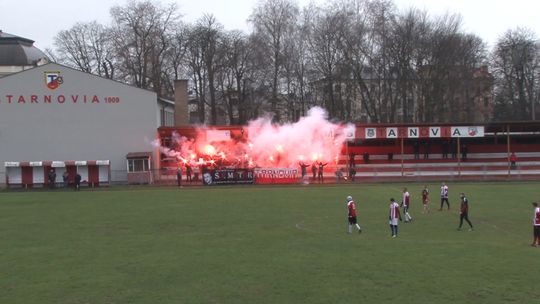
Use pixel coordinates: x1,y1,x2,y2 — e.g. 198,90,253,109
1,0,539,51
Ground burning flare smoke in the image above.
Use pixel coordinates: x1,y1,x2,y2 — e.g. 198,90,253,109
154,107,355,169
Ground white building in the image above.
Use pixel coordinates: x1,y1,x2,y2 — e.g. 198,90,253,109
0,61,162,184
0,31,183,186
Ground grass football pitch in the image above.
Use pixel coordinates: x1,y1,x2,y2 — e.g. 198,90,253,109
1,181,539,304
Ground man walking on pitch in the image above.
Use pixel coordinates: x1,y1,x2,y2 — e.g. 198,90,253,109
440,182,450,211
389,198,402,237
402,187,413,222
347,196,362,234
532,202,540,247
457,193,474,231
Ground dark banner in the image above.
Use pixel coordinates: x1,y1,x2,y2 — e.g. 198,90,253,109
202,168,254,185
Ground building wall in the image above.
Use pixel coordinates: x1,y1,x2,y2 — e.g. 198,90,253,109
0,63,158,183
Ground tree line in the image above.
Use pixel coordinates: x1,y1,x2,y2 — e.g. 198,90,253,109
47,0,540,124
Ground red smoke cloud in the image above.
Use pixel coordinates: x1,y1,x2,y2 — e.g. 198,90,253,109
155,107,354,169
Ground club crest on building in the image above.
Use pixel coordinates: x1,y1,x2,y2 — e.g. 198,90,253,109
468,127,478,136
44,71,63,90
366,128,375,138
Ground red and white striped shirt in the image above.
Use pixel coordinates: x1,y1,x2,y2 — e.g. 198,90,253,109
534,207,540,226
441,185,449,198
389,202,400,220
403,191,410,207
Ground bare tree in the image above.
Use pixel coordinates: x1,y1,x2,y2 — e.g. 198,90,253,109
306,5,346,119
186,24,207,123
456,34,489,122
53,21,115,79
363,0,398,123
249,0,299,121
416,13,476,123
48,0,503,124
492,28,540,121
161,23,189,97
220,30,254,124
197,15,224,125
387,8,429,122
337,0,380,122
184,15,225,125
109,0,178,94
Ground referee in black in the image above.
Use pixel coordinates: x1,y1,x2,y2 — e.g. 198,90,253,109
457,192,474,231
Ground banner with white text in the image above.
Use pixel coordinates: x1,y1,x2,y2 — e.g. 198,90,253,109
202,169,254,185
254,168,299,184
355,126,484,139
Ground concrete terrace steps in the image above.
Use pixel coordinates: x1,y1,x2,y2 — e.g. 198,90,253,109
351,161,540,169
339,152,540,165
331,151,540,180
354,170,540,177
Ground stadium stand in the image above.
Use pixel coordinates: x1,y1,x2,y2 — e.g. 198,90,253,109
339,143,540,181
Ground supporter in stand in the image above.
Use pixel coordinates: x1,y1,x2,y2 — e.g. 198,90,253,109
349,166,356,182
317,162,328,183
461,144,468,161
176,167,182,187
510,152,518,169
299,162,309,179
185,164,192,183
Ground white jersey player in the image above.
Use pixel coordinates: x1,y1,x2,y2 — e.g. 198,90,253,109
389,198,402,237
440,182,450,211
402,187,413,222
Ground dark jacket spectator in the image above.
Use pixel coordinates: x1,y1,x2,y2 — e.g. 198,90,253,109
75,173,82,190
510,152,518,169
48,169,56,189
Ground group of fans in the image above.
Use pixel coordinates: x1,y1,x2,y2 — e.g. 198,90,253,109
346,182,540,241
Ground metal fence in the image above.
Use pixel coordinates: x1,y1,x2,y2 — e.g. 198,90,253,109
2,165,539,190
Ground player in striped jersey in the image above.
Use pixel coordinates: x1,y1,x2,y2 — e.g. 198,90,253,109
402,187,413,222
347,196,362,234
532,202,540,247
389,198,402,237
439,182,450,211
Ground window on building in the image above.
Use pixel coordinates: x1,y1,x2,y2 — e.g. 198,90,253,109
165,111,174,126
160,109,165,126
160,109,175,127
127,158,149,172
